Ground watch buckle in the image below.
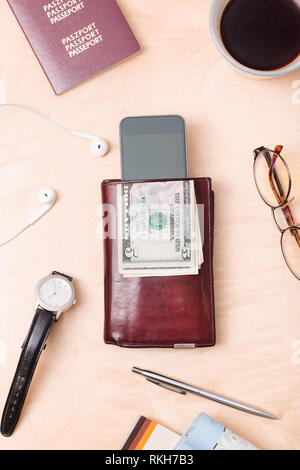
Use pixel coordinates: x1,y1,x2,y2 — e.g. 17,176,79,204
55,311,63,321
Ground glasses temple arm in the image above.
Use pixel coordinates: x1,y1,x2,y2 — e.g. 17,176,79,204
263,148,285,199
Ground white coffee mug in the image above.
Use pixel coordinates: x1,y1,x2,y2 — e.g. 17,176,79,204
209,0,300,77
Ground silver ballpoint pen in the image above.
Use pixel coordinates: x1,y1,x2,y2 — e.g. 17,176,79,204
132,367,278,420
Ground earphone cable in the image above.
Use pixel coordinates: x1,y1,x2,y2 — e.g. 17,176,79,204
0,223,30,248
0,102,109,157
0,105,64,247
0,103,72,135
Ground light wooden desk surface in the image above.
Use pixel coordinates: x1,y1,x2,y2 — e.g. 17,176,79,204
0,0,300,450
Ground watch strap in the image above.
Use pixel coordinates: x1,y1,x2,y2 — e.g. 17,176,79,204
1,308,56,437
52,271,73,282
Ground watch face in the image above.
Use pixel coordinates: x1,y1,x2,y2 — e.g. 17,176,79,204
36,275,75,312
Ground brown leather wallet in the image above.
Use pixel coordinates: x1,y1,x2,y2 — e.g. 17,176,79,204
101,178,215,348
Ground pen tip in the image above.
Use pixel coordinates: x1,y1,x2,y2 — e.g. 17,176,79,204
263,413,279,420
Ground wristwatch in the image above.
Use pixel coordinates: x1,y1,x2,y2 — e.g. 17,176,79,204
1,271,76,437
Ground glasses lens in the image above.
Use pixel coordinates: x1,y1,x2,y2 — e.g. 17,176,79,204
281,226,300,279
254,150,290,207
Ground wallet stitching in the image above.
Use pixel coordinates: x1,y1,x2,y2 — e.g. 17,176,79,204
204,178,215,345
105,341,215,348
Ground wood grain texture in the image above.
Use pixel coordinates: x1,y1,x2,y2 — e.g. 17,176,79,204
0,0,300,450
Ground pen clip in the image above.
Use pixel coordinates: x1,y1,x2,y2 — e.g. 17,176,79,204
146,378,186,395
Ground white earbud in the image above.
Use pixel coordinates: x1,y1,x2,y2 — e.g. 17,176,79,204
0,188,56,247
0,103,110,158
29,188,57,224
38,187,56,205
71,130,109,157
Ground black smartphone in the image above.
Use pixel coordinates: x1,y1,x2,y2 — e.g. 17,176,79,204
120,115,187,180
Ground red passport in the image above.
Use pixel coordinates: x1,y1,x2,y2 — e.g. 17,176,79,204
7,0,140,94
101,178,216,348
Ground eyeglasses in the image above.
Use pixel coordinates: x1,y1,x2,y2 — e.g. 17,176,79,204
253,146,300,280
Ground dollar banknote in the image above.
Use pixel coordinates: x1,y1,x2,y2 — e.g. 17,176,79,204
123,194,203,278
117,180,203,277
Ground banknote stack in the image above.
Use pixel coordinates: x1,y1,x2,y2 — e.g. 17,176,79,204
117,180,203,277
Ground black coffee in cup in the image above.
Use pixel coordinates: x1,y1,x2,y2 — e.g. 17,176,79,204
221,0,300,71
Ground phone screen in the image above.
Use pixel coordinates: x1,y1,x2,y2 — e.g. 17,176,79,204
120,116,187,180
